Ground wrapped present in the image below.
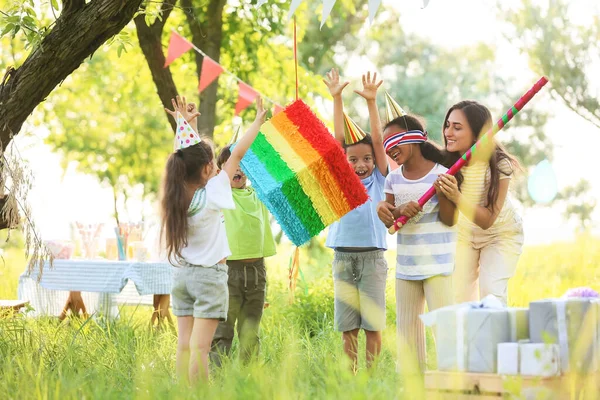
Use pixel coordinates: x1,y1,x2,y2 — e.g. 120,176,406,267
529,298,598,374
497,342,519,375
422,295,511,373
520,343,560,377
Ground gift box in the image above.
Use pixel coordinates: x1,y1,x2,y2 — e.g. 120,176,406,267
529,298,598,373
520,343,560,377
430,296,511,373
497,342,519,375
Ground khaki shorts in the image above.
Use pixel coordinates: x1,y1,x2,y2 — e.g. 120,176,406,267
332,250,388,332
171,263,229,320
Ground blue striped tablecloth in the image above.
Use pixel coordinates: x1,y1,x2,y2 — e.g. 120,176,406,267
18,260,173,318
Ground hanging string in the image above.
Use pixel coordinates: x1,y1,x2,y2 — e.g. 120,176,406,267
293,16,299,101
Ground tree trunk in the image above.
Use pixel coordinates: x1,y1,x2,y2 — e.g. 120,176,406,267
134,0,179,133
0,0,144,152
181,0,227,139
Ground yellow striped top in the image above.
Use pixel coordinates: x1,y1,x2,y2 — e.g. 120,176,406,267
459,158,520,232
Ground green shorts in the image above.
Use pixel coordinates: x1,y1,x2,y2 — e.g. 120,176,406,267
171,263,229,320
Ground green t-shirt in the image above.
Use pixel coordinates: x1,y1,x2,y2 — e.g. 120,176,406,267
223,187,276,260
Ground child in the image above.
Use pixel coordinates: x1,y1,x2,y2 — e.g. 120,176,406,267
435,100,523,306
161,95,267,384
376,109,458,373
323,69,389,371
210,142,276,366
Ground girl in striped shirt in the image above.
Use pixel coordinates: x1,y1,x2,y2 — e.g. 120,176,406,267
376,113,458,373
435,100,523,307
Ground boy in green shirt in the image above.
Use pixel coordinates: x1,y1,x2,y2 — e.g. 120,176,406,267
210,144,277,366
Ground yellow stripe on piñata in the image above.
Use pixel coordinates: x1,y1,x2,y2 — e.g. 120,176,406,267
261,122,338,225
270,112,352,218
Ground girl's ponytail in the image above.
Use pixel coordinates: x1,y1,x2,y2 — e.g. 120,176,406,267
161,141,214,264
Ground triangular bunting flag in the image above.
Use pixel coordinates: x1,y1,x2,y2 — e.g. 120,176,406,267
368,0,382,23
423,0,431,8
164,32,193,68
343,112,367,145
288,0,304,19
384,91,407,123
274,104,284,115
198,56,224,92
320,0,337,29
235,82,259,115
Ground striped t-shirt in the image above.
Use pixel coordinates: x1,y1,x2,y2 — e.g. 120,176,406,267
384,164,457,280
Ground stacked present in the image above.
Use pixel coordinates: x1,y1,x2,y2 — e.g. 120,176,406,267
421,288,600,377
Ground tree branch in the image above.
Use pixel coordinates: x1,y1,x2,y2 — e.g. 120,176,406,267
134,0,179,133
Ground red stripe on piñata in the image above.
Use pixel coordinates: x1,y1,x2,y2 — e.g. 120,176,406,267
284,100,368,210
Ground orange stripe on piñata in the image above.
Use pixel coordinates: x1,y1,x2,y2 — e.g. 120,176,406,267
270,111,352,218
283,101,368,210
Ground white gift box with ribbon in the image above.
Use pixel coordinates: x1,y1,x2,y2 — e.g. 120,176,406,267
421,295,513,373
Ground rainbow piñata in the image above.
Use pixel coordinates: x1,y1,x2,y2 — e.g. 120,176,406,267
239,100,369,246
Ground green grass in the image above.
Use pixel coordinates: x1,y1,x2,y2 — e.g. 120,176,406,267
0,235,598,399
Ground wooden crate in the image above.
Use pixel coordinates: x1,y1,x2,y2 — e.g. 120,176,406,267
425,371,600,399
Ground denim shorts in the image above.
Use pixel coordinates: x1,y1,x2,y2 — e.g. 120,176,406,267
171,263,229,320
332,249,388,332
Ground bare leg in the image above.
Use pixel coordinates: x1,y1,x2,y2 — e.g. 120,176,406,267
189,318,220,384
176,316,194,385
342,328,360,372
364,330,382,369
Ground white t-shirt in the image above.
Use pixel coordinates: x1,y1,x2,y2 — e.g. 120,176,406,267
179,170,235,266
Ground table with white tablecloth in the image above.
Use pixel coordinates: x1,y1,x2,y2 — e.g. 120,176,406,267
18,260,173,324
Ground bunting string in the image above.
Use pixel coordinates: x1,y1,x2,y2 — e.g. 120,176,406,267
165,29,283,114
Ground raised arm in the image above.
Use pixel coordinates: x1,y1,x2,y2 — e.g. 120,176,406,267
223,97,268,179
354,72,387,177
323,68,349,146
164,96,201,133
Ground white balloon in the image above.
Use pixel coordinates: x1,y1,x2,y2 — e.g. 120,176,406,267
527,159,558,204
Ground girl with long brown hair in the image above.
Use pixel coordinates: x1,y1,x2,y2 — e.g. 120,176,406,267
435,100,524,306
161,96,266,384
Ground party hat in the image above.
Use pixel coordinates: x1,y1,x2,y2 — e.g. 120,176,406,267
343,112,367,145
175,112,201,150
384,91,407,123
229,125,242,145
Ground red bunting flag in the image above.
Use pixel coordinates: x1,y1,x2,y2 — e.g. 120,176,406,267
164,32,193,68
198,56,224,92
235,82,259,115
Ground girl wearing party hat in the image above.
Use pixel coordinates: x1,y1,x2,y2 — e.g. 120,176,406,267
161,95,267,385
323,69,389,371
376,93,458,373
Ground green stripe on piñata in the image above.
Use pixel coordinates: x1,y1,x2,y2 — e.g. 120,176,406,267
250,133,325,236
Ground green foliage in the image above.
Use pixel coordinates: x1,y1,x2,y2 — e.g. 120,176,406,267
500,0,600,129
42,37,173,222
0,0,49,50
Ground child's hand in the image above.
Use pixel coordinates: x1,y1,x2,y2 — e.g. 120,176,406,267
323,68,349,98
435,174,460,204
254,96,267,125
398,201,422,219
165,95,201,124
376,201,396,226
354,71,383,102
